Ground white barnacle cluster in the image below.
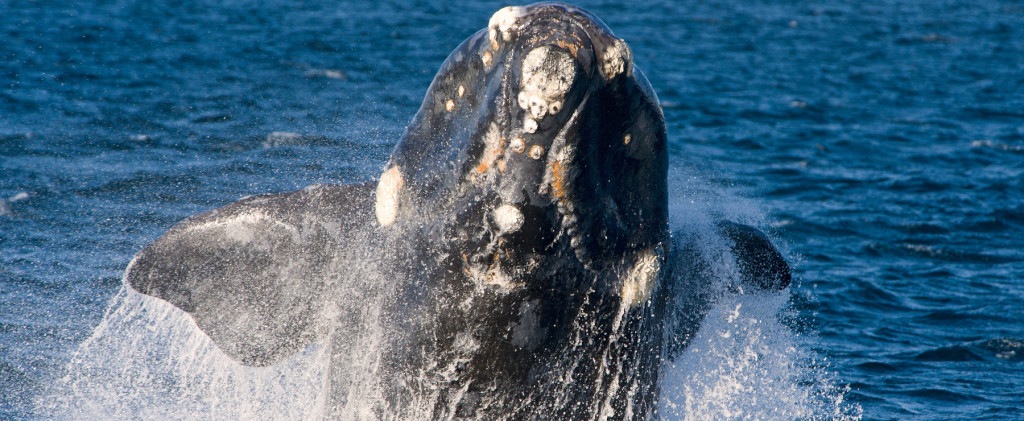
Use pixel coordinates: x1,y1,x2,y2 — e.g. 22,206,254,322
185,210,305,253
492,204,524,234
482,6,525,67
598,38,633,81
459,203,526,292
509,136,526,154
488,6,526,45
517,46,577,132
528,144,544,160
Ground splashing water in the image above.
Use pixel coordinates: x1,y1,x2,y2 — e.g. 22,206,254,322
43,288,332,419
657,170,858,421
39,167,855,420
659,294,856,420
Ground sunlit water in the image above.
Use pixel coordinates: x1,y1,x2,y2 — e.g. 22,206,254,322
3,0,1023,419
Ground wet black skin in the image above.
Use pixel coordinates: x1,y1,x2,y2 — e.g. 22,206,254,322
379,4,670,417
126,3,790,419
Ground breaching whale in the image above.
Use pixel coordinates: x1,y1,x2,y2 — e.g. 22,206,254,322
126,3,790,419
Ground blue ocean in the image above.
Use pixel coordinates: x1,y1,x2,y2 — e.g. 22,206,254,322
2,0,1022,419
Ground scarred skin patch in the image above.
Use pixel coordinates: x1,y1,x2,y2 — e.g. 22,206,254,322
549,160,567,199
475,124,506,175
555,39,580,58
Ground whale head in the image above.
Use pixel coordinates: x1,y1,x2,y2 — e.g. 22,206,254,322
376,2,668,294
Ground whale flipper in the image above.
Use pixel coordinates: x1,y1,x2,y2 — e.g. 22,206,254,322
663,222,790,356
126,182,376,366
717,221,791,292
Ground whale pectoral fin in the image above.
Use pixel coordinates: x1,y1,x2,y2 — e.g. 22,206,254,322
126,182,376,366
663,222,791,357
716,221,791,292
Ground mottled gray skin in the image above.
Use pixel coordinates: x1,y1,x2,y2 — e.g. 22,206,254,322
126,3,789,420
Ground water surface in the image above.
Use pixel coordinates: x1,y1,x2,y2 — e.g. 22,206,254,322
3,1,1023,419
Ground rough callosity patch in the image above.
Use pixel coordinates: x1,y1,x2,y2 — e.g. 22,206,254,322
481,50,493,68
518,46,576,120
475,123,506,176
492,204,524,234
548,160,567,198
621,245,665,310
509,136,525,154
375,165,403,226
488,6,526,44
599,38,633,81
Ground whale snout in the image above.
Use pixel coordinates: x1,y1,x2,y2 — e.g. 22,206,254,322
381,2,666,273
466,3,666,271
488,2,634,84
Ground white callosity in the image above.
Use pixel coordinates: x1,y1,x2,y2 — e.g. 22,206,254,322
518,46,576,125
488,6,526,45
599,38,632,81
374,166,403,226
492,204,525,234
620,245,664,310
462,204,525,290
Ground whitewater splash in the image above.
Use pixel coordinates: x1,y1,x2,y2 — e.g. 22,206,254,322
39,170,857,420
659,294,853,420
46,288,332,419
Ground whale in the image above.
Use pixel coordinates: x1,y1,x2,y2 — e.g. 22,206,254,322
126,3,790,419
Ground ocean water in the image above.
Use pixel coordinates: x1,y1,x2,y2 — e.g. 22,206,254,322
2,0,1022,419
